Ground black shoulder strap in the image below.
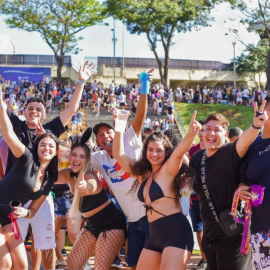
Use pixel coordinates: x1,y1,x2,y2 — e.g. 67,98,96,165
201,150,220,224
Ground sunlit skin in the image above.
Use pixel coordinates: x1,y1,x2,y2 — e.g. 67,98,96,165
262,103,270,138
146,140,166,171
69,147,86,173
37,137,57,162
203,120,228,156
95,126,115,157
25,102,46,129
229,136,238,142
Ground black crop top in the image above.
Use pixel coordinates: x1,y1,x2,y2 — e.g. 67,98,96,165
0,148,54,212
79,188,109,213
138,169,175,217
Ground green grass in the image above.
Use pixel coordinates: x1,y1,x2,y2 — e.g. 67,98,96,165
175,103,254,134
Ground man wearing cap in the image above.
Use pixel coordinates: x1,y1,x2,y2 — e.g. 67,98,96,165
91,69,154,270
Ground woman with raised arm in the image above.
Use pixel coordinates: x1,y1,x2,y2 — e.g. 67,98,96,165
113,111,201,270
56,128,126,270
0,87,59,270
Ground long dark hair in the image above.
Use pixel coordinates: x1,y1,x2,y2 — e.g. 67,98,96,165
32,133,59,182
130,132,187,202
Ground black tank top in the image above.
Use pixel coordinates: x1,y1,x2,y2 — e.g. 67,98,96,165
79,188,109,213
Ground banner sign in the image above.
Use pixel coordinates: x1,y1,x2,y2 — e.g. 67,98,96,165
0,67,51,84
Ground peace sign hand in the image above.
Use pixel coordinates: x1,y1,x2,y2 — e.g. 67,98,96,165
188,111,202,136
253,100,268,129
78,62,96,82
35,119,46,136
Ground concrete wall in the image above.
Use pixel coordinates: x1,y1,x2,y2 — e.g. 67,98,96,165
95,64,267,89
1,62,266,89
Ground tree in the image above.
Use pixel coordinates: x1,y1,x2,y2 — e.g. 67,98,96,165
231,45,267,88
232,0,270,89
106,0,235,86
0,0,106,81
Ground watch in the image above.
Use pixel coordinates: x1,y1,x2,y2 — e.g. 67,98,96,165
26,209,30,218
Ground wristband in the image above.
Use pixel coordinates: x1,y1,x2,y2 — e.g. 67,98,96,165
0,104,3,108
251,123,261,130
77,79,85,85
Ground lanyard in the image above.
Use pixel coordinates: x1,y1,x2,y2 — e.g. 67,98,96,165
8,213,20,240
231,188,251,255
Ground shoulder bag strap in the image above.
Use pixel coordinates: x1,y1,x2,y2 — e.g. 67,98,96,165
201,150,220,224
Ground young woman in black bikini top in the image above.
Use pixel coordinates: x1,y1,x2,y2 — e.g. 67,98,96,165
137,167,176,217
113,110,201,270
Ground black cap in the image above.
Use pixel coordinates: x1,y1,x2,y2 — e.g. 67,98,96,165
93,122,114,136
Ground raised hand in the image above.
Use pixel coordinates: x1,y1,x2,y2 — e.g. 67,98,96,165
77,173,88,194
188,111,202,135
0,86,7,110
253,100,268,129
35,119,46,136
78,62,96,82
137,68,155,84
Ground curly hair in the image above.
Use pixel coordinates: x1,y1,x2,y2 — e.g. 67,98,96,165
129,132,187,202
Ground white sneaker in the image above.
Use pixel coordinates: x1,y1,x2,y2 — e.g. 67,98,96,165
56,260,67,266
84,262,93,270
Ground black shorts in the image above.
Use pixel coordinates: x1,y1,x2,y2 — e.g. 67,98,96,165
82,203,127,239
0,204,13,227
145,212,193,253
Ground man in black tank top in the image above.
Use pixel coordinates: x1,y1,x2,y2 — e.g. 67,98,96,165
190,108,267,270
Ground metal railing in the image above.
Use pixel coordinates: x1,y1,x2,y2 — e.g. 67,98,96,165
97,56,230,71
0,54,72,67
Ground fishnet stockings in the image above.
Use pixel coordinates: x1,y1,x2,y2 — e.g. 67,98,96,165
95,229,125,270
66,228,96,270
66,228,125,270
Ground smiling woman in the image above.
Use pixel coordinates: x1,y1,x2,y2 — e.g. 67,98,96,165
113,110,202,270
54,128,127,270
0,88,59,270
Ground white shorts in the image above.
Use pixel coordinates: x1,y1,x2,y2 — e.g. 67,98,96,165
251,230,270,270
18,194,55,250
168,114,174,120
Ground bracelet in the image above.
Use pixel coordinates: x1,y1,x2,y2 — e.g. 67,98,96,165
251,123,261,130
0,104,3,108
77,79,85,84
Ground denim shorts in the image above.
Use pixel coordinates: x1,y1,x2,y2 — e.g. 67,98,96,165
189,200,203,232
128,215,149,267
54,196,71,218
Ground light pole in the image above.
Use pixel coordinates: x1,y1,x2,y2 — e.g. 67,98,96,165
111,19,117,82
225,33,237,90
232,41,236,90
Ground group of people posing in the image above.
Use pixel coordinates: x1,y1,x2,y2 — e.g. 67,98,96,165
0,63,269,270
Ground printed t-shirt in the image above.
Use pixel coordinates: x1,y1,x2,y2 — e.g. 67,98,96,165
190,142,241,239
91,125,145,222
240,136,270,235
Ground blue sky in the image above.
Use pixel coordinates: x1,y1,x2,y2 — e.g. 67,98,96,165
0,1,259,65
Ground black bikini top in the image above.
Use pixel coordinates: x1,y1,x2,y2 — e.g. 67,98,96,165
137,168,176,217
79,188,109,213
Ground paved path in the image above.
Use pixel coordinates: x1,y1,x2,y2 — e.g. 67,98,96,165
27,249,202,270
